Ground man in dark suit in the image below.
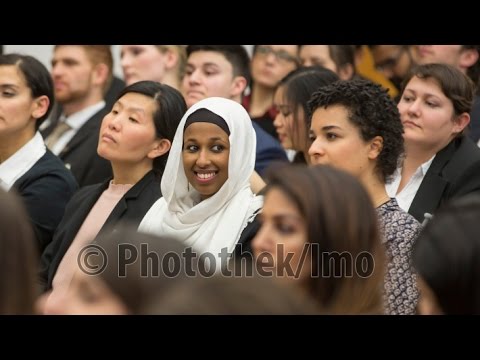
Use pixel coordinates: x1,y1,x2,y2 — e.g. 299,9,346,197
182,45,288,177
41,45,116,187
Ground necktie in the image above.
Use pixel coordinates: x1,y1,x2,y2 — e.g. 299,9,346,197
45,121,72,150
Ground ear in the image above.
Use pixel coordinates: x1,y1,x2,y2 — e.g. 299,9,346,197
92,63,110,88
459,48,479,70
31,95,50,120
147,138,171,159
367,136,383,160
163,48,179,70
338,64,354,81
230,76,248,101
453,112,470,134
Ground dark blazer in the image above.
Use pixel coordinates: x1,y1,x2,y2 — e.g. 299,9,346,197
41,106,113,187
39,170,161,291
11,150,78,253
252,121,288,177
409,136,480,222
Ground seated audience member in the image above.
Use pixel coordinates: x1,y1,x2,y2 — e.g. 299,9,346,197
308,79,421,314
252,164,385,314
387,63,480,223
139,97,263,259
144,275,320,315
0,53,78,253
413,195,480,315
39,226,196,315
39,81,186,310
0,189,38,314
273,65,339,163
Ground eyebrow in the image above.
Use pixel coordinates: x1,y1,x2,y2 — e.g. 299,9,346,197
404,88,443,99
184,136,228,142
320,125,342,131
115,100,146,115
0,83,19,89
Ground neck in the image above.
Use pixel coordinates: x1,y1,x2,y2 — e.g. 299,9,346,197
161,72,181,91
111,161,152,185
62,92,103,117
0,128,35,163
359,172,390,208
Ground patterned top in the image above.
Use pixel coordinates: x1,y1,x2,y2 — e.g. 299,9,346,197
376,198,421,315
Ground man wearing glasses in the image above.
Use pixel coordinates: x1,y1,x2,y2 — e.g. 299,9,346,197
243,45,299,139
368,45,417,99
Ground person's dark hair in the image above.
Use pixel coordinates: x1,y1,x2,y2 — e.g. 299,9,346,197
308,79,404,183
0,189,37,314
114,80,187,177
461,45,480,94
186,45,251,88
0,53,54,130
263,163,384,314
143,275,320,315
413,195,480,314
91,225,201,314
279,65,339,157
401,63,475,117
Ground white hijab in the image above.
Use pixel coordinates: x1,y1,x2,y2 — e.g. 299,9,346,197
139,97,263,256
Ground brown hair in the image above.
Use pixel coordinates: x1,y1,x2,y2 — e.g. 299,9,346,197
264,163,385,314
0,190,37,314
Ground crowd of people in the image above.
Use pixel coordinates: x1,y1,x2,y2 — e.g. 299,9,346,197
1,45,480,315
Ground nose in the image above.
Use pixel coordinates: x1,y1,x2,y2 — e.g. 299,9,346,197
406,98,421,117
188,69,201,85
195,149,211,167
107,113,122,131
308,138,324,160
120,52,131,68
252,222,273,256
273,113,284,129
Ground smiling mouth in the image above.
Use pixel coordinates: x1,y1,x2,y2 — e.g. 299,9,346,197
194,171,218,183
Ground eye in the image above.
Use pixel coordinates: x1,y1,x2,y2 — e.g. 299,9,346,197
185,144,198,152
211,144,225,152
326,132,338,140
309,134,316,142
275,221,296,235
111,109,119,115
2,91,15,97
129,117,139,123
402,95,413,102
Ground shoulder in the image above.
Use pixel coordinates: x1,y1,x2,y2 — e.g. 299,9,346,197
377,199,421,244
138,197,167,234
15,152,78,194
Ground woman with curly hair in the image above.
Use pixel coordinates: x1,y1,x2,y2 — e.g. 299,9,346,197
308,79,421,315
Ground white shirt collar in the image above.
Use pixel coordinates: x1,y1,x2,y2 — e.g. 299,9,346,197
64,101,106,130
0,132,46,191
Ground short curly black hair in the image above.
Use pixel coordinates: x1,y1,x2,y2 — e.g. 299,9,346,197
308,79,404,184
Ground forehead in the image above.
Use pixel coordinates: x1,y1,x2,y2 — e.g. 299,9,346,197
184,121,230,140
404,76,445,97
53,46,90,62
300,45,330,57
116,92,157,113
312,104,351,123
258,44,298,54
264,187,300,214
0,65,27,86
187,51,233,69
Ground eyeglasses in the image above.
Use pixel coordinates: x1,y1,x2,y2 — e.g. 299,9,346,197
375,47,406,72
256,46,299,65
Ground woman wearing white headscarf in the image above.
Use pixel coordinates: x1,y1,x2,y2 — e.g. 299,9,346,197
139,97,263,257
